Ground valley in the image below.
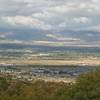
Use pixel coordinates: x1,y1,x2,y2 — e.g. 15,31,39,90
0,43,100,66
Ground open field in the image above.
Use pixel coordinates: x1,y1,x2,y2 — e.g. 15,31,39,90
0,58,100,66
0,44,100,66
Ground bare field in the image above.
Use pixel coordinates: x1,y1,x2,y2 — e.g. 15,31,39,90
0,58,100,66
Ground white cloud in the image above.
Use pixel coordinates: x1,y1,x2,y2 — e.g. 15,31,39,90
0,0,100,46
1,16,43,28
0,15,56,30
0,0,100,31
46,34,80,41
0,32,12,38
92,0,100,3
73,17,90,24
86,25,100,32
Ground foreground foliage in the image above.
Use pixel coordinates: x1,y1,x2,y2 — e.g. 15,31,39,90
0,71,100,100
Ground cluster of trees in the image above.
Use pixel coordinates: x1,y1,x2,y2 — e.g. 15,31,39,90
0,71,100,100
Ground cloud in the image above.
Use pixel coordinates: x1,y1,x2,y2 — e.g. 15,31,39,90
1,16,43,28
0,32,12,38
0,0,100,31
86,24,100,32
46,34,80,41
73,17,90,24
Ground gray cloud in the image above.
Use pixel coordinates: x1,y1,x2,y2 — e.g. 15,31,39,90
0,0,100,31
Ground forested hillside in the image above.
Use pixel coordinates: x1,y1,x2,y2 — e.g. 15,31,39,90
0,71,100,100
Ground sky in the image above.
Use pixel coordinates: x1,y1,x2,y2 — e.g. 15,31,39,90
0,0,100,46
